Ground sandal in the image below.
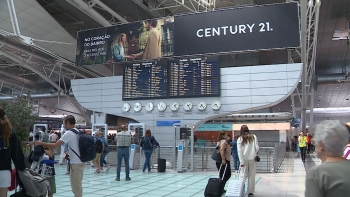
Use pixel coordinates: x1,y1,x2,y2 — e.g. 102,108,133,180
95,168,101,173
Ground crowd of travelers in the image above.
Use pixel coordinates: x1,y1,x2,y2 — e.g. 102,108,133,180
0,104,349,197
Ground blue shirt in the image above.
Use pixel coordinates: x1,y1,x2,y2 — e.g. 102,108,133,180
232,140,238,155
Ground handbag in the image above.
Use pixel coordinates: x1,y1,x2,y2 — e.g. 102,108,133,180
211,145,222,162
255,155,260,162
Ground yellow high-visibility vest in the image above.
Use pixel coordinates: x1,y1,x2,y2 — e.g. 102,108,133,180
299,136,307,147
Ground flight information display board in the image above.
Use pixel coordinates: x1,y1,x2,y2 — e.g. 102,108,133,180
169,57,220,98
123,60,168,100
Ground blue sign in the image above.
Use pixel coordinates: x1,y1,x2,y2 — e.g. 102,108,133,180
178,145,183,151
131,144,136,150
156,120,181,127
196,123,233,131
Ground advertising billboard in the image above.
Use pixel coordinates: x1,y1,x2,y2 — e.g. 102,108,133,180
173,2,300,56
75,17,174,66
75,2,300,66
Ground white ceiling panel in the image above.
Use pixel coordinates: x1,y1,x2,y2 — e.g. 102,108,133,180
14,0,32,11
24,24,48,37
0,0,76,61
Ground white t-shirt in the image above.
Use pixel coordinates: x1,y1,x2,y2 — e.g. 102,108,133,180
50,133,58,141
60,129,82,164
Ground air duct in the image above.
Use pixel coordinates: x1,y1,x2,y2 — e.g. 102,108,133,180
317,73,348,84
0,93,66,100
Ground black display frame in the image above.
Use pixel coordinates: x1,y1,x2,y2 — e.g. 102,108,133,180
122,56,221,101
122,60,169,101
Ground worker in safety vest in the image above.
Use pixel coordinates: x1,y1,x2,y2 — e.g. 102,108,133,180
298,131,307,163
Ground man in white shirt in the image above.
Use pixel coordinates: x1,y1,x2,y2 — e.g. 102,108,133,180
35,115,85,197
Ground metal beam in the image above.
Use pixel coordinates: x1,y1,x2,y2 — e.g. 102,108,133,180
92,0,128,23
0,79,37,93
7,0,21,35
66,0,111,27
300,0,307,132
0,49,63,92
66,96,92,126
174,0,197,12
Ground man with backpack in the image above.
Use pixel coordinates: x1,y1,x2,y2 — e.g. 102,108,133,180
92,132,104,173
35,115,92,197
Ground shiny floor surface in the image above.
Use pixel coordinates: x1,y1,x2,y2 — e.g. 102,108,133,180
8,153,318,197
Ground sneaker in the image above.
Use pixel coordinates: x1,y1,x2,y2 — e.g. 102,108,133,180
125,177,131,181
65,172,70,175
106,166,111,172
115,178,120,181
248,193,254,196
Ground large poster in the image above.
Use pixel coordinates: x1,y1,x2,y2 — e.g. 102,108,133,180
173,3,300,56
75,3,300,66
75,17,174,66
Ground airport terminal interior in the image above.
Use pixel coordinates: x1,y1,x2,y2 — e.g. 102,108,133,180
1,0,350,197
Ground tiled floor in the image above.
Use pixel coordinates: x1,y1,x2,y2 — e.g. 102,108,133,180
253,153,319,197
8,153,318,197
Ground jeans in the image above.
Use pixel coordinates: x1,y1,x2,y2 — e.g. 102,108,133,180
300,147,307,162
116,147,130,179
100,151,108,167
143,150,152,172
216,161,231,187
232,153,239,171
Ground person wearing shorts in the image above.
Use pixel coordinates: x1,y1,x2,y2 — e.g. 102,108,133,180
0,107,26,196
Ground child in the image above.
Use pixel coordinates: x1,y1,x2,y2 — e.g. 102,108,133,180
39,148,56,197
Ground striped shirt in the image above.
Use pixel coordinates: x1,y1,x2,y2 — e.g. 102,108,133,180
115,131,131,147
344,144,350,160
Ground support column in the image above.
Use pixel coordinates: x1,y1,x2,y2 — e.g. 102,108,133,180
309,91,315,133
291,95,296,118
300,0,308,132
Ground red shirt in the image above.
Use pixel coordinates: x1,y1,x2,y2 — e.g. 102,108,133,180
307,136,312,144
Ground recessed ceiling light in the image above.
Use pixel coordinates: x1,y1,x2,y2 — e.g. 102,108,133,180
319,96,322,97
317,104,320,105
337,86,339,88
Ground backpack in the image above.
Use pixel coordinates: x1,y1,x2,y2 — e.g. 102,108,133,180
141,136,153,150
17,169,49,197
95,138,103,153
69,129,96,162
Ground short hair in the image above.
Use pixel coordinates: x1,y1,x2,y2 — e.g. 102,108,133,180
314,120,349,157
64,115,76,125
146,19,158,28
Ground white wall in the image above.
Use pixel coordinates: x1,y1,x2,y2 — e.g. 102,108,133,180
71,63,302,146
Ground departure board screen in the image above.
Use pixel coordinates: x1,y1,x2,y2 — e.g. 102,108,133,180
169,56,220,98
123,60,168,100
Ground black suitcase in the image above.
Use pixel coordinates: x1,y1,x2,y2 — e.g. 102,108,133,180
157,148,166,172
204,164,227,197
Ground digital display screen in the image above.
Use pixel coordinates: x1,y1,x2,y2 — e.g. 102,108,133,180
123,60,168,100
169,56,220,98
122,57,220,100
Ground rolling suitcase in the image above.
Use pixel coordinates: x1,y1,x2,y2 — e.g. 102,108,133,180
225,167,246,197
204,164,227,197
157,148,166,172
